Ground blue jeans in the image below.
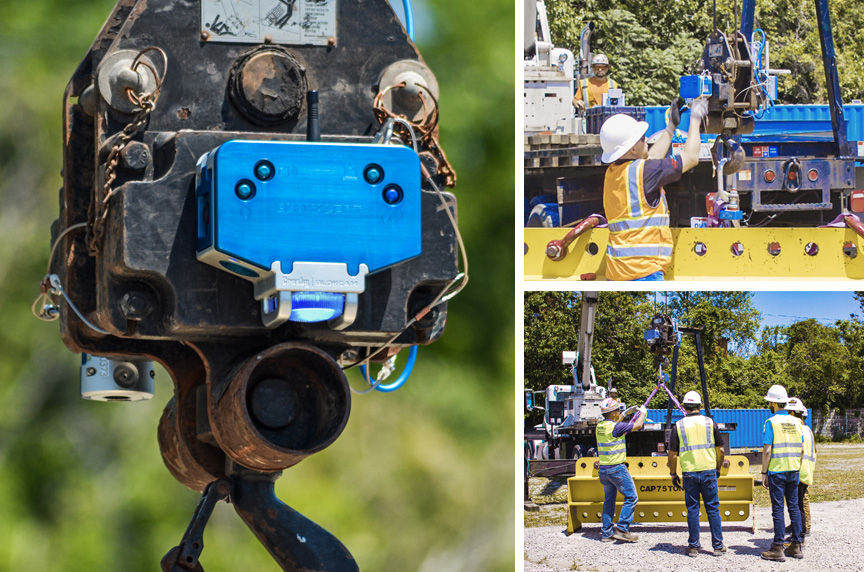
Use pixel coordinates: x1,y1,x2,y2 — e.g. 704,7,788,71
598,464,639,537
769,471,802,544
683,470,724,550
633,270,665,281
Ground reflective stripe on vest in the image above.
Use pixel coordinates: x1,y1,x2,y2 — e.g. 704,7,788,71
768,414,803,472
676,415,716,473
581,78,617,109
602,159,674,280
799,423,816,485
596,419,626,465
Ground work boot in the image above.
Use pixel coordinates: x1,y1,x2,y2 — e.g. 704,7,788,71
713,545,727,556
600,535,614,543
761,543,786,562
784,541,804,559
612,530,639,542
686,546,699,558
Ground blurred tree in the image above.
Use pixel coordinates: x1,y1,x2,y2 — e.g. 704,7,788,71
545,0,864,105
0,0,515,570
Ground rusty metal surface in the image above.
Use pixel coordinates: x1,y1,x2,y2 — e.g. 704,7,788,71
208,343,351,472
230,46,308,125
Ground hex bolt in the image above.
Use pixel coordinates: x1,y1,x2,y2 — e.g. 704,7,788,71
120,142,151,172
120,291,150,319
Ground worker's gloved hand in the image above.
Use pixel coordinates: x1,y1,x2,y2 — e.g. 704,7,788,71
574,98,585,112
716,469,722,479
671,474,682,489
690,98,709,122
666,97,682,132
638,405,647,417
716,188,731,203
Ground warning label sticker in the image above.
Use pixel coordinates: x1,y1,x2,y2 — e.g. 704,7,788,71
201,0,336,45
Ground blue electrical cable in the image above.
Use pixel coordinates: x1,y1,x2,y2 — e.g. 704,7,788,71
359,345,418,393
402,0,415,41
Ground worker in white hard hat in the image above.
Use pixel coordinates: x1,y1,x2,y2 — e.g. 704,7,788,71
760,384,805,561
595,396,647,542
785,398,815,539
666,391,728,557
599,97,709,281
573,53,618,112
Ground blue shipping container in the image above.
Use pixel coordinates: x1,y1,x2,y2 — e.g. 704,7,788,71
644,104,864,143
646,408,813,450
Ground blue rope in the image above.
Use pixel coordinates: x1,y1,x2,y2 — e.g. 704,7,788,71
359,345,418,393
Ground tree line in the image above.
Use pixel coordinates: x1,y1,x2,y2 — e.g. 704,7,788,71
524,292,864,426
545,0,864,106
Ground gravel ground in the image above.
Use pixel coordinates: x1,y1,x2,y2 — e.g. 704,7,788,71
524,498,864,571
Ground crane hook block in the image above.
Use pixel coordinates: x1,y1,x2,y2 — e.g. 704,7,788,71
196,140,422,327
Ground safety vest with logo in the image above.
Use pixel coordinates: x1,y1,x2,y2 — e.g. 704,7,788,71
767,413,803,473
602,159,673,281
580,78,618,109
675,414,717,473
790,417,816,485
596,419,626,466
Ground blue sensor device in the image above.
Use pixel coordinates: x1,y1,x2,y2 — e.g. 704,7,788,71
196,140,422,328
679,75,713,102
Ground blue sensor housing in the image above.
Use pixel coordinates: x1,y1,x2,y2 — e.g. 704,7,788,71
196,140,422,280
679,75,713,101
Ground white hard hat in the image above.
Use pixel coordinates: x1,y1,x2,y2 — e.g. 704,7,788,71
591,53,609,66
600,114,649,163
600,398,619,414
764,384,789,404
682,391,702,406
785,397,807,414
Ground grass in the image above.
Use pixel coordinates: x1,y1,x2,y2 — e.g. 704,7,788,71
525,443,864,527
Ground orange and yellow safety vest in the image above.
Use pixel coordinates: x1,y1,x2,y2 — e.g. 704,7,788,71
602,159,673,281
579,78,618,109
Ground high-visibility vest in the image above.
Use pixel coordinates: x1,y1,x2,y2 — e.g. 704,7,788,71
791,418,816,485
675,414,717,473
767,413,804,473
602,159,673,281
596,419,626,466
580,78,618,109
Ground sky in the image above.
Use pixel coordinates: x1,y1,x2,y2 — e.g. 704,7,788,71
751,291,861,328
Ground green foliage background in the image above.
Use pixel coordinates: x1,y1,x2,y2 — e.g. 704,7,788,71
524,292,864,427
0,0,515,570
546,0,864,106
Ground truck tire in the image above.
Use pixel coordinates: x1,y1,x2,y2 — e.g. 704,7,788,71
526,202,560,227
526,194,555,225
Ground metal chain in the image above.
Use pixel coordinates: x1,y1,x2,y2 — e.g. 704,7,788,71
87,98,155,255
86,46,167,255
373,82,457,188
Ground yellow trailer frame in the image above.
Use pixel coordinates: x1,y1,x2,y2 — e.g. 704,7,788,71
525,227,864,280
566,455,755,535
